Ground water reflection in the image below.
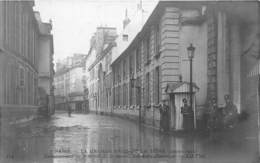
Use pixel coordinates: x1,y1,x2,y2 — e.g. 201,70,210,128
0,119,54,163
0,113,258,163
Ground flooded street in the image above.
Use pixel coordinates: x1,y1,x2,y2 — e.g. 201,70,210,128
0,111,258,163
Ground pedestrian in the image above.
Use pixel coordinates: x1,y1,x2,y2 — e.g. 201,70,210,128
223,94,238,128
181,98,194,131
159,100,170,132
207,97,219,129
159,102,164,132
163,100,170,132
66,98,72,117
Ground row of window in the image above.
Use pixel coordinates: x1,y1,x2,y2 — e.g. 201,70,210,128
113,66,161,107
113,24,160,85
3,61,37,105
3,1,38,67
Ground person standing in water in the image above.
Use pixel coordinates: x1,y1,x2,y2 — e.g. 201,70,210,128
66,97,72,117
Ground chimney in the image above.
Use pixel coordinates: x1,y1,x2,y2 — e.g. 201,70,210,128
123,9,131,29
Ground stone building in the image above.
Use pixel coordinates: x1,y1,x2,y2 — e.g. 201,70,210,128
87,27,117,114
0,1,54,121
54,54,86,112
111,1,207,130
110,1,259,132
205,2,259,138
35,12,55,116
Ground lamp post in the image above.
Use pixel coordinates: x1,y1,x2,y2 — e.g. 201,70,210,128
187,43,195,129
130,72,142,124
83,87,89,113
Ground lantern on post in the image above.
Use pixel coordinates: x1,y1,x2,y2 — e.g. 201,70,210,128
187,43,196,129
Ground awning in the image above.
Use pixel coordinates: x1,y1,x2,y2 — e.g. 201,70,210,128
165,82,199,94
248,60,260,77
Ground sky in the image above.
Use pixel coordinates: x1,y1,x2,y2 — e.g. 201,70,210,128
34,0,158,63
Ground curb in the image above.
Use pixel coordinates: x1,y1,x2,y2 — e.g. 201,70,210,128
88,111,204,136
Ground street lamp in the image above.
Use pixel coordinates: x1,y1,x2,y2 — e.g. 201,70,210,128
130,72,142,124
187,43,195,129
83,87,89,113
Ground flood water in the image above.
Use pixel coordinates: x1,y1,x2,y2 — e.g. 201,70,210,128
0,111,259,163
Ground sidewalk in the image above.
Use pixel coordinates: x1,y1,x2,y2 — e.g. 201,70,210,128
91,110,259,141
0,105,39,126
92,110,201,137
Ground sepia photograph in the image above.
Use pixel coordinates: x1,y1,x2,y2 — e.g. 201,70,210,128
0,0,259,162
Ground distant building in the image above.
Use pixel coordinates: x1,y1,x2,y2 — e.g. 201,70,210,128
54,54,87,112
0,1,55,121
87,27,117,114
35,12,55,116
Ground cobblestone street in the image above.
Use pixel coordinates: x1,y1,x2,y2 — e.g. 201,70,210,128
0,111,258,163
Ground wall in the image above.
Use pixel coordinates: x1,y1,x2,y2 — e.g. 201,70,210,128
179,10,208,107
0,1,41,123
69,67,84,94
0,1,39,106
87,28,116,113
38,36,51,94
239,8,259,138
160,7,181,101
110,4,213,129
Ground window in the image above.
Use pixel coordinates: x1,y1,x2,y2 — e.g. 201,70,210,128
19,67,25,87
136,77,141,106
155,24,161,58
119,85,122,105
122,34,128,41
129,55,133,75
129,82,133,105
118,64,121,83
154,67,160,104
123,83,128,106
146,73,150,105
136,47,141,72
123,59,127,80
145,33,151,65
105,55,109,72
90,69,94,80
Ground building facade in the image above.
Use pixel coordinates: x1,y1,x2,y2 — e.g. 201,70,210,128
205,2,259,137
87,27,117,114
110,1,259,132
111,1,208,129
35,12,55,116
54,54,87,112
0,1,54,121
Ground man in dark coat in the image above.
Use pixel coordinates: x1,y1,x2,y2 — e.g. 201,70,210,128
159,100,170,132
223,94,238,128
66,98,72,117
181,98,194,131
207,98,220,129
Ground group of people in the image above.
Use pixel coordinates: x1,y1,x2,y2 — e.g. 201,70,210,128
157,94,239,133
206,94,238,129
158,98,194,132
